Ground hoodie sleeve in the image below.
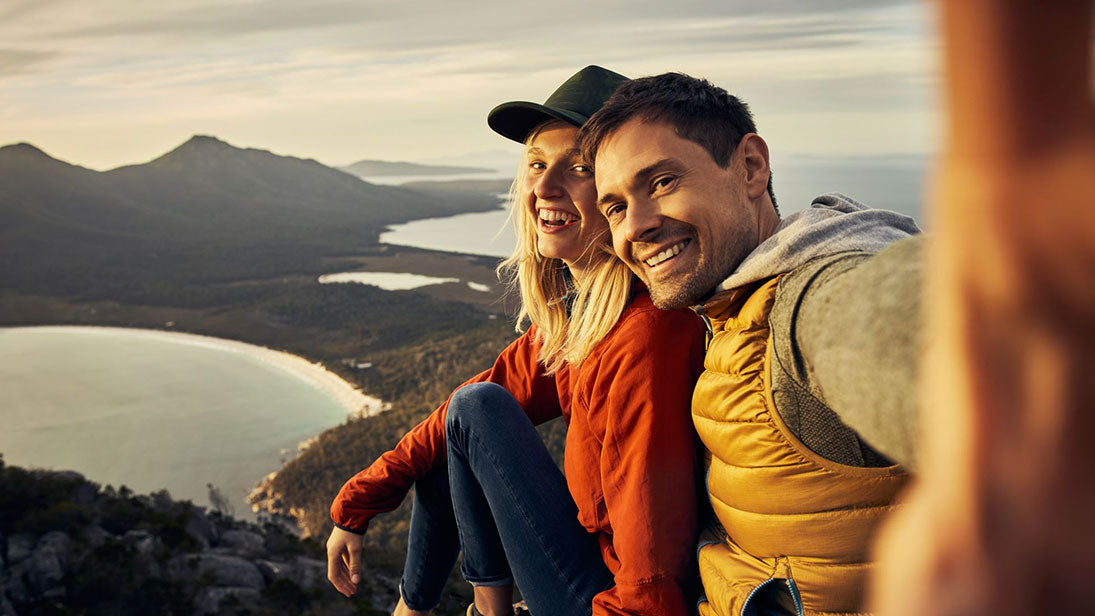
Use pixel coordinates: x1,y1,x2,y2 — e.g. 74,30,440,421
770,235,923,469
330,327,563,533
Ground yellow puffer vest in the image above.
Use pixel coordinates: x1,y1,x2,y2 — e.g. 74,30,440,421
693,277,908,616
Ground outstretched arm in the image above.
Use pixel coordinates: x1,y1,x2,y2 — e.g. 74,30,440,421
873,2,1095,615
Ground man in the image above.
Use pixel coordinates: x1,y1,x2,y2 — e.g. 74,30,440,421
579,75,922,615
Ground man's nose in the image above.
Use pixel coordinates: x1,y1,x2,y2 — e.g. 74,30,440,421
623,200,662,243
534,166,564,200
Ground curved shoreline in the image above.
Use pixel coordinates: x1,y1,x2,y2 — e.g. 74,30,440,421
0,325,386,418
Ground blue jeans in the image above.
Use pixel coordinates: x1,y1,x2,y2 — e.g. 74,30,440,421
400,382,613,615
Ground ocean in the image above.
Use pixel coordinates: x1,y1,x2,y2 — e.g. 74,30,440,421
0,327,381,519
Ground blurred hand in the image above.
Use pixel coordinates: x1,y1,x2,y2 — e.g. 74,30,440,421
872,1,1094,615
326,525,365,597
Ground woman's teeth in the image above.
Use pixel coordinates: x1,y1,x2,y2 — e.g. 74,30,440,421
539,209,580,227
645,241,688,267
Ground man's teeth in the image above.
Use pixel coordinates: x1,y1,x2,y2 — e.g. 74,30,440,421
644,241,687,267
539,210,579,224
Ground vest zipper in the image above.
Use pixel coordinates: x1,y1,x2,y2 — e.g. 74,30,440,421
785,577,804,616
692,305,714,348
739,578,776,616
738,577,804,616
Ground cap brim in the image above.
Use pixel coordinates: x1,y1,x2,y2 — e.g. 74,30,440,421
487,101,588,144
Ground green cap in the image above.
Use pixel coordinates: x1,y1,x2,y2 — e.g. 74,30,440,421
487,65,629,144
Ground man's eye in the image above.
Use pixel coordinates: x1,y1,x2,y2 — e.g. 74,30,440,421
605,203,626,218
572,164,593,175
652,175,675,192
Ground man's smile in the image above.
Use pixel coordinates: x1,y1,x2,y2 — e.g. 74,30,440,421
638,238,692,269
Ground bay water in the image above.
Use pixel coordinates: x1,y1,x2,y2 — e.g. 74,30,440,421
0,327,380,519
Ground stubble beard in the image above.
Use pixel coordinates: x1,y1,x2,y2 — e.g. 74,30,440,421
644,230,756,310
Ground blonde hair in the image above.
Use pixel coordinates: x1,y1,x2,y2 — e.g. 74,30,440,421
497,122,633,374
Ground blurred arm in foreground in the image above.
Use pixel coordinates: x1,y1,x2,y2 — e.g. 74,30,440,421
872,1,1095,614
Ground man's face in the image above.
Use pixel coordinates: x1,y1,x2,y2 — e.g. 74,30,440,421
593,119,761,309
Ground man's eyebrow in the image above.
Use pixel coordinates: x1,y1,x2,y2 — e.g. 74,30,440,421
595,158,678,210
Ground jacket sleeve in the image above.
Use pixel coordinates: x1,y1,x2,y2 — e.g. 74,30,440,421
591,308,706,616
330,326,563,533
772,236,923,468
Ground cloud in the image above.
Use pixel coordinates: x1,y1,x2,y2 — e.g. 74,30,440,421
0,48,58,75
0,0,937,169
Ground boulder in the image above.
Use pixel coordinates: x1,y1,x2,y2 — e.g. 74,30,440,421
193,586,260,614
0,568,31,604
3,532,71,603
28,532,69,590
167,553,265,590
79,525,114,548
4,534,35,566
124,529,160,555
219,529,265,555
254,559,291,585
291,556,327,589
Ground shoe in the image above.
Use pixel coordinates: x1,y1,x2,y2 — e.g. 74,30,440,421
465,605,530,616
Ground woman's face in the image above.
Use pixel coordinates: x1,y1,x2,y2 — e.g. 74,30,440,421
521,122,607,274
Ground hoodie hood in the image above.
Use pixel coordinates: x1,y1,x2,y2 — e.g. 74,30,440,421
714,193,921,293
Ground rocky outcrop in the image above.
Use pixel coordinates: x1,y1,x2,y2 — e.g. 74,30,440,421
1,532,70,604
0,466,410,615
247,472,314,535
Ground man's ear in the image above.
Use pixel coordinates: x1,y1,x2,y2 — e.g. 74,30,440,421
738,134,771,200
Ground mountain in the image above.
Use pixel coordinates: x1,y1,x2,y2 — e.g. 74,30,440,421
341,158,494,178
416,148,521,175
0,136,504,299
104,135,491,234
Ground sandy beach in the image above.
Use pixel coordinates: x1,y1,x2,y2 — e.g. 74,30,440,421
2,325,386,418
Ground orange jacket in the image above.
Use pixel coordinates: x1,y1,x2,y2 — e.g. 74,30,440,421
331,291,706,616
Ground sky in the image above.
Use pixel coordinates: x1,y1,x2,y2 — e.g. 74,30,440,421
0,0,940,172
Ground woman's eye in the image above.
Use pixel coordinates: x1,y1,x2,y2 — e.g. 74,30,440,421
529,161,546,171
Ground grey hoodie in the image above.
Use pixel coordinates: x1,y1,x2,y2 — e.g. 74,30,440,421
707,193,923,469
716,193,921,292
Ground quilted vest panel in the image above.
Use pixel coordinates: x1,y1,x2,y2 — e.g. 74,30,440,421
693,278,908,616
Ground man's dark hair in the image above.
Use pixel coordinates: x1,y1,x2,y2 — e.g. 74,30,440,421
580,72,778,213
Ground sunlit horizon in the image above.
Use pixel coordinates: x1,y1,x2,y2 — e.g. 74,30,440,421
1,0,939,172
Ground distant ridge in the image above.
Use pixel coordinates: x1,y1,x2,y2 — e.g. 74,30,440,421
342,158,494,178
0,135,507,299
0,142,51,159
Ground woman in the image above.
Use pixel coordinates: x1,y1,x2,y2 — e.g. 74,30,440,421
326,66,706,616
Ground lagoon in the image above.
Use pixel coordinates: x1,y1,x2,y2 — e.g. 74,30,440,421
318,271,461,290
381,207,517,258
0,326,383,520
